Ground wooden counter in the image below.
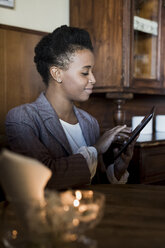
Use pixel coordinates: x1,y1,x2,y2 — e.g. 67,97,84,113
0,184,165,248
88,184,165,248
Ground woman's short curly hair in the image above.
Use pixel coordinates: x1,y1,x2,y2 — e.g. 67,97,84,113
34,25,93,85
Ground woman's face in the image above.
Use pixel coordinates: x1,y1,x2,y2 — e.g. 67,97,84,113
60,49,96,102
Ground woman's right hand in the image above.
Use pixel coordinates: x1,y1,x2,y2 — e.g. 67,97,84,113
94,125,130,154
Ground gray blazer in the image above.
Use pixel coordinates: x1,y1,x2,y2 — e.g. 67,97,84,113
5,93,100,189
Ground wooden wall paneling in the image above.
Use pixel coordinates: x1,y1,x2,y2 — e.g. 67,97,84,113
0,25,46,148
5,29,45,112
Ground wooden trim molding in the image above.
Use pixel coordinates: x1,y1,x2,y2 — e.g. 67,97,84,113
0,24,49,36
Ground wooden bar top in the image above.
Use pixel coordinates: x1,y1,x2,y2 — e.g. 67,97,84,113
0,184,165,248
88,184,165,248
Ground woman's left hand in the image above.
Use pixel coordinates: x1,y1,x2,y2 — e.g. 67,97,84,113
113,140,136,180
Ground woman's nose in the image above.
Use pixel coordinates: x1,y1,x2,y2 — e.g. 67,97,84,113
89,73,96,85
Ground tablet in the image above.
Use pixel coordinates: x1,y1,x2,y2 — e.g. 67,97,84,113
103,106,155,165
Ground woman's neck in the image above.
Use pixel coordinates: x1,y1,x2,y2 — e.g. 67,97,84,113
45,84,78,124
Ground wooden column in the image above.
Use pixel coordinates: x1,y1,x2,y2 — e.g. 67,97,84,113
106,92,133,126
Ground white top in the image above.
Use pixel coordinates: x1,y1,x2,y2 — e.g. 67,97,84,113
60,120,86,153
60,119,128,183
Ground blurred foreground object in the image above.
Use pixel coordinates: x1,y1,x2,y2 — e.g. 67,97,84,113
0,190,105,247
0,149,52,204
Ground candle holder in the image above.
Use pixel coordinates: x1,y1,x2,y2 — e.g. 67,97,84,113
0,190,105,248
71,190,105,248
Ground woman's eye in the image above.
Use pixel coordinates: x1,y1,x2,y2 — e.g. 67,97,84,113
82,72,89,76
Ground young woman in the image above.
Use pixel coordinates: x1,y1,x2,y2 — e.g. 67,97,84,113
6,25,134,189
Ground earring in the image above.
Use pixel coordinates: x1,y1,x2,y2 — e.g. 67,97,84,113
57,79,62,83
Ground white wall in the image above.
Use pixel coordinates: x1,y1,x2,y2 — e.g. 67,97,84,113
0,0,69,32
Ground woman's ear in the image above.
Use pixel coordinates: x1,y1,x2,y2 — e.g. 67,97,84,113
50,66,62,83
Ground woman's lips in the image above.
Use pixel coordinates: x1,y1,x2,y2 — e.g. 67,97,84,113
84,88,93,94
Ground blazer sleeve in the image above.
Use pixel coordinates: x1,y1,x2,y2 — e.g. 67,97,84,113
5,121,91,190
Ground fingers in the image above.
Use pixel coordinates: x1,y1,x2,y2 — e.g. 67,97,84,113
110,125,127,134
121,144,134,163
107,125,127,141
114,133,130,142
116,126,132,137
113,147,119,156
121,153,131,166
113,144,133,163
95,125,132,154
113,126,132,143
101,125,127,143
122,127,132,132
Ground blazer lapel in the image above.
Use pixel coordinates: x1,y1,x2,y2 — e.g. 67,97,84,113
74,106,96,146
35,93,72,155
45,117,73,155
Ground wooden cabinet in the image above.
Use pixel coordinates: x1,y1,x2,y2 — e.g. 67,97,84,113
128,133,165,184
70,0,165,95
131,0,165,93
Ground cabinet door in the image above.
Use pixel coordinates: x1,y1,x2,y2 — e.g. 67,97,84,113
130,0,164,92
128,144,165,184
70,0,123,92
